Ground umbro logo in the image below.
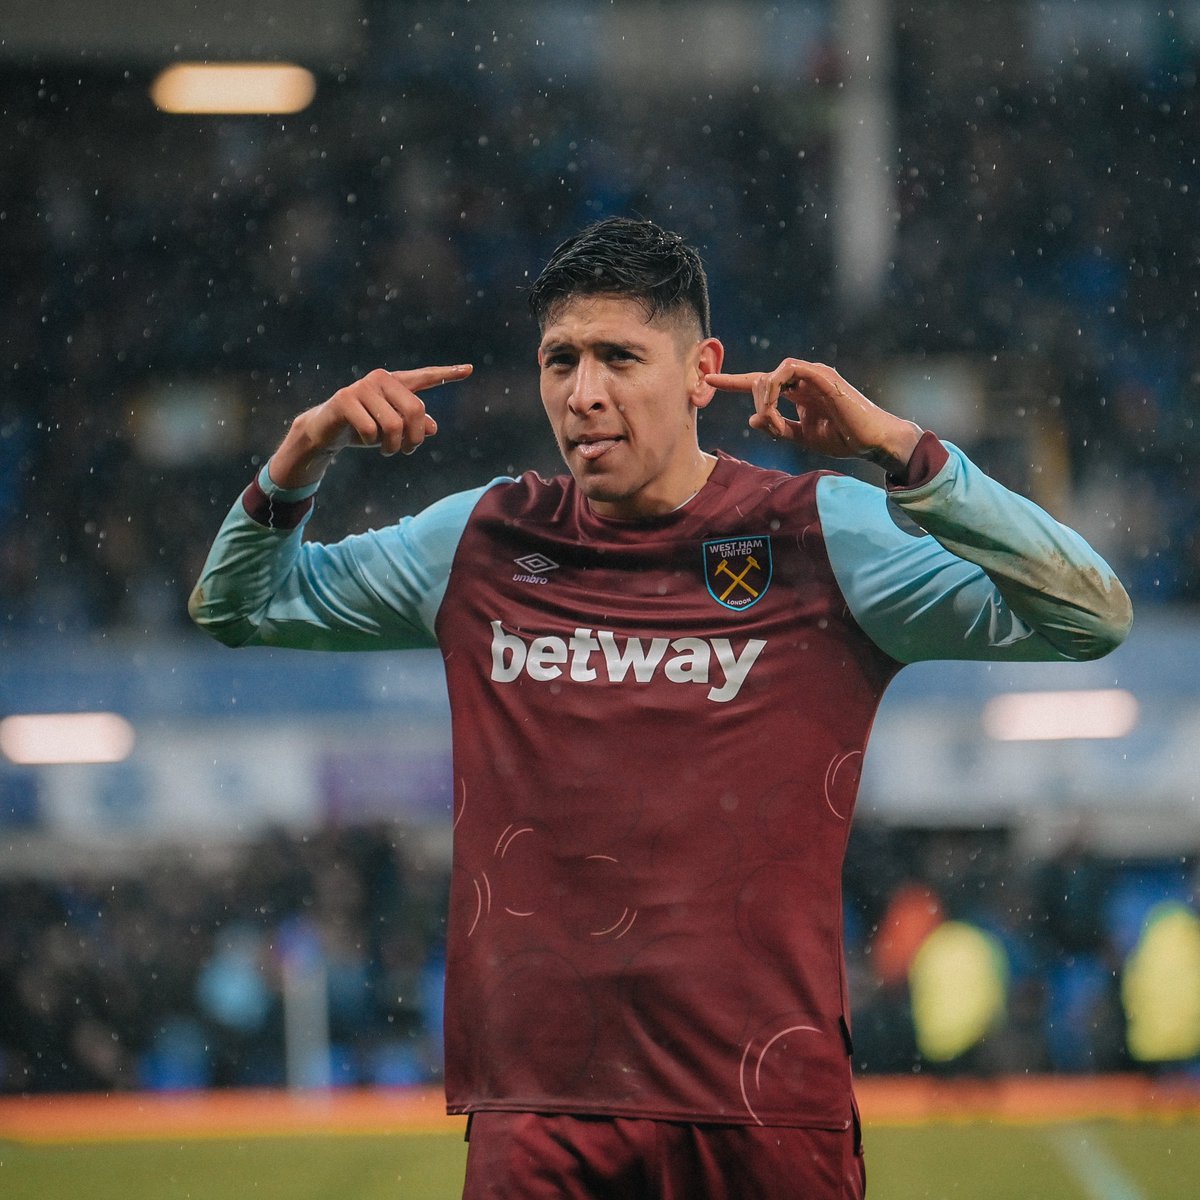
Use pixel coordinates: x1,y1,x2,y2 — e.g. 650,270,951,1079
513,553,559,585
514,554,559,574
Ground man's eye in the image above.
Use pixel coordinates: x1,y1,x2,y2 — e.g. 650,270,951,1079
544,354,574,368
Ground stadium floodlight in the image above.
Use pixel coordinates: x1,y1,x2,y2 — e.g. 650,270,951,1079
981,689,1138,741
0,712,136,764
150,63,316,115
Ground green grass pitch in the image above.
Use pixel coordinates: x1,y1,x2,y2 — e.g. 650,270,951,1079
2,1119,1197,1199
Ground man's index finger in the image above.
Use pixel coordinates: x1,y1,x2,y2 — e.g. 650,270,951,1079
704,371,759,393
391,364,475,391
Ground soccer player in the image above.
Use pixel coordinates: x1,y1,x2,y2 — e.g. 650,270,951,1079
189,217,1132,1198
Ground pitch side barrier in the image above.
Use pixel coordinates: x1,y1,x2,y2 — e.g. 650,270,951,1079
3,1076,1200,1144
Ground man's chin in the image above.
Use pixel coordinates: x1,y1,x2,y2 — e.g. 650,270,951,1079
568,469,637,510
576,477,626,504
563,457,615,493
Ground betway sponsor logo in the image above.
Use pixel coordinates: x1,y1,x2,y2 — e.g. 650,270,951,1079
489,621,766,704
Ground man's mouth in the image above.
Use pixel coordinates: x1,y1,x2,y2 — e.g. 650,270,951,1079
572,436,622,461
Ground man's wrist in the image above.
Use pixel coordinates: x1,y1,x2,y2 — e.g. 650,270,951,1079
862,421,924,478
267,411,341,490
266,446,335,492
259,462,321,502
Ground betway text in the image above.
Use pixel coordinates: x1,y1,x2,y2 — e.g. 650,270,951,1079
489,621,766,703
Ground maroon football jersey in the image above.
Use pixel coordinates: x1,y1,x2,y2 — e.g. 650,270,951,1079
435,453,898,1129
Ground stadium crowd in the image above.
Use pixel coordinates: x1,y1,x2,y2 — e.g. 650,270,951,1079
1,822,1196,1094
1,36,1199,635
0,825,450,1092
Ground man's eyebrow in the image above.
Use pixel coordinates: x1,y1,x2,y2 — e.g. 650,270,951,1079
539,337,650,356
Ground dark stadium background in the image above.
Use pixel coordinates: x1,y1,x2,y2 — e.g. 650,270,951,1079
1,0,1198,1111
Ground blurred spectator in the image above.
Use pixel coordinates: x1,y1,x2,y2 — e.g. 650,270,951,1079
908,920,1009,1067
1121,902,1200,1066
195,922,281,1086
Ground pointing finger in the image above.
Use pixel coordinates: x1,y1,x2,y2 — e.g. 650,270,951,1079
390,364,474,391
704,371,759,393
707,371,789,436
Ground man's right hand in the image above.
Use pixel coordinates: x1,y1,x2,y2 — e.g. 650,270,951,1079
268,364,474,489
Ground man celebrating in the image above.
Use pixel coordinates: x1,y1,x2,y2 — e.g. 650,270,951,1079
190,217,1131,1198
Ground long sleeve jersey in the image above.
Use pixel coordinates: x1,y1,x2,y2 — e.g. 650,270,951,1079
189,434,1131,1129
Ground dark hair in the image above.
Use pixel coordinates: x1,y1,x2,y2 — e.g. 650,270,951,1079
528,216,711,337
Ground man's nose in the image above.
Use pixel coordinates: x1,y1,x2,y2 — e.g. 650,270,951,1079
568,356,608,413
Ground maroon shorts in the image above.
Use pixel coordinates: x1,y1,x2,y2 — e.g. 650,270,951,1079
461,1110,865,1199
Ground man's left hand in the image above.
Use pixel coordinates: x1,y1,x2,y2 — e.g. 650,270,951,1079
706,359,922,477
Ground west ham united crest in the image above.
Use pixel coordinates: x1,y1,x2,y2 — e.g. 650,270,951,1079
702,536,773,611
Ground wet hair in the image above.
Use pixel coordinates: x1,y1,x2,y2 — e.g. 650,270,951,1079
528,216,711,337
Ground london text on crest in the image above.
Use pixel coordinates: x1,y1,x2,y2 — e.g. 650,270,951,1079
702,536,773,611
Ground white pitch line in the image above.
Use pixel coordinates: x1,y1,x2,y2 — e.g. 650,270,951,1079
1046,1124,1145,1200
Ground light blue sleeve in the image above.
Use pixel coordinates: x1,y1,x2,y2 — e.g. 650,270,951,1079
817,443,1133,664
189,479,508,651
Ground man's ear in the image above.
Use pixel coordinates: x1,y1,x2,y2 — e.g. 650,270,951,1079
690,338,725,410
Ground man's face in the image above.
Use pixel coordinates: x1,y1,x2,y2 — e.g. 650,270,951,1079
538,294,723,520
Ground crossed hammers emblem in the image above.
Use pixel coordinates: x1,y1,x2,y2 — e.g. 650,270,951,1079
715,555,761,602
